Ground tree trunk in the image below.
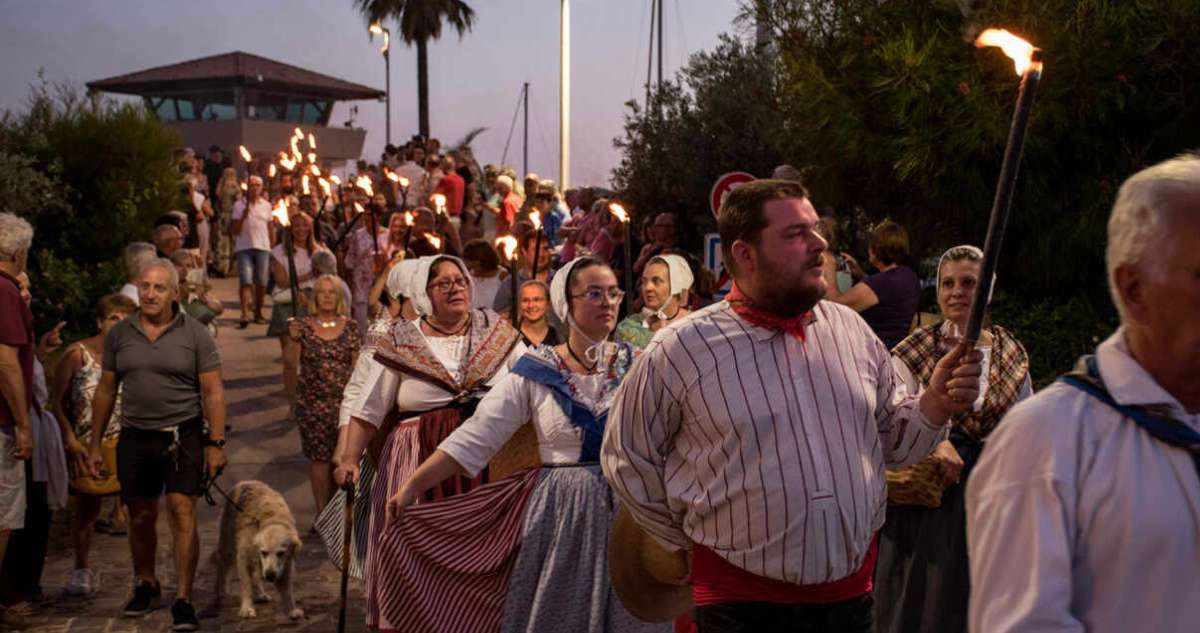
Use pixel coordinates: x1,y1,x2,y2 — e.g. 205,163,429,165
417,38,430,139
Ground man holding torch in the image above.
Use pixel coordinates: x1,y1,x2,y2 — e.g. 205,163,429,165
602,180,983,632
967,156,1200,633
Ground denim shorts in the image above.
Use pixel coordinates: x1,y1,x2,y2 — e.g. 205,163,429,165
236,248,271,286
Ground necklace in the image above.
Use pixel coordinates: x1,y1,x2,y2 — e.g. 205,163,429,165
566,341,599,373
423,314,470,337
317,316,340,328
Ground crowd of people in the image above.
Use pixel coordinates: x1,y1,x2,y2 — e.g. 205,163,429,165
0,141,1196,633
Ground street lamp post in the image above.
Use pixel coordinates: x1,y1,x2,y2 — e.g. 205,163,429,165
369,22,392,147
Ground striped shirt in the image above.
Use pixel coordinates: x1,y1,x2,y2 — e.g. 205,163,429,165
601,299,947,586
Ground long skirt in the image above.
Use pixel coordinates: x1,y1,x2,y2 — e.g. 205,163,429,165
373,464,671,633
873,434,984,633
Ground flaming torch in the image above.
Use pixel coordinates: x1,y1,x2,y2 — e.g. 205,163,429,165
425,233,442,252
268,163,277,179
401,211,415,254
963,28,1044,346
496,235,520,323
307,133,317,150
431,193,447,217
238,145,252,162
609,202,633,312
272,199,301,313
530,210,545,279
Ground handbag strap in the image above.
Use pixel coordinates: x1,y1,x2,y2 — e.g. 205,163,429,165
1058,354,1200,478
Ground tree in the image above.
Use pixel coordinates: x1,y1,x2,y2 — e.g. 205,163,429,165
0,79,182,338
354,0,477,139
614,0,1200,384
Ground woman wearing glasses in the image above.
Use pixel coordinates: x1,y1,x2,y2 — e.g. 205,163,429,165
334,255,525,628
368,257,666,633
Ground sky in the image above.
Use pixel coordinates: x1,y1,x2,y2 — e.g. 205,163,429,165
0,0,743,187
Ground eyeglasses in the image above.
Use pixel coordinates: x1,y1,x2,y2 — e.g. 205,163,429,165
571,287,625,305
428,277,469,294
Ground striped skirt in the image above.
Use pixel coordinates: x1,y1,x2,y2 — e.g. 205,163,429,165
374,465,672,633
316,408,486,628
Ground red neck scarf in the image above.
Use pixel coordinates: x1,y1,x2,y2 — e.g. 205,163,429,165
726,283,812,342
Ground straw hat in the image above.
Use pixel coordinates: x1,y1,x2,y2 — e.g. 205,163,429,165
608,505,693,623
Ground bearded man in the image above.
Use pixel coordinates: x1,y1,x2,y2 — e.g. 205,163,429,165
602,179,983,633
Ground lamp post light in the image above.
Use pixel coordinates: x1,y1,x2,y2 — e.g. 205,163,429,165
369,21,392,147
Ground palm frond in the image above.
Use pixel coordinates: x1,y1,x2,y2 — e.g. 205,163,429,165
452,126,488,150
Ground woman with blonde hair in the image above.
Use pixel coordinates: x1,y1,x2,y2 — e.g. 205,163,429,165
288,274,360,515
214,167,241,276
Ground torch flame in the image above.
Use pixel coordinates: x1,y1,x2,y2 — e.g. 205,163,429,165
239,145,252,162
272,199,290,227
398,176,409,188
290,136,301,158
530,210,542,231
311,165,322,176
355,175,374,196
354,202,365,215
302,174,310,195
307,133,316,149
240,181,248,191
307,152,317,164
608,203,629,223
975,28,1039,76
431,193,447,215
385,170,400,182
495,236,518,261
381,31,390,55
426,233,442,250
268,164,277,178
319,178,331,197
404,211,414,227
280,156,297,171
293,127,304,139
330,175,342,185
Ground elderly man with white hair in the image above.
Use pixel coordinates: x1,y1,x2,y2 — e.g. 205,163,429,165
120,242,157,305
967,154,1200,633
0,212,35,626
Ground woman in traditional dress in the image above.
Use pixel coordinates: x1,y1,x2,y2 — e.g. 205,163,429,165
289,274,360,515
873,245,1032,633
378,257,668,633
614,254,693,349
332,255,525,627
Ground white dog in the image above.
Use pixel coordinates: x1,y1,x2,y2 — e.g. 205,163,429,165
213,480,304,620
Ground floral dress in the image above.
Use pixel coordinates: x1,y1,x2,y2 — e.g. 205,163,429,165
70,345,122,444
295,318,361,461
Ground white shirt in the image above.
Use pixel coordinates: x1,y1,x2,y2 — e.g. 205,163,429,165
966,330,1200,633
440,360,609,477
395,161,427,208
191,191,208,224
270,244,322,290
339,318,397,428
471,274,502,310
349,329,525,430
119,282,139,305
602,300,947,585
232,197,273,252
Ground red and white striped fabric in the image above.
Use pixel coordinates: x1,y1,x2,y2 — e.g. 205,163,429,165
374,468,542,633
602,300,947,587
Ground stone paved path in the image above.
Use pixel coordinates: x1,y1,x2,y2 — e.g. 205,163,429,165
14,278,367,632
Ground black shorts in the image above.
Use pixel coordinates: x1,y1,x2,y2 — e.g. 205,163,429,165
116,420,206,502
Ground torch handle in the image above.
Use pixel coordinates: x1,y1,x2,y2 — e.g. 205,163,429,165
624,223,634,314
964,68,1041,345
510,262,519,325
532,229,544,279
285,231,303,317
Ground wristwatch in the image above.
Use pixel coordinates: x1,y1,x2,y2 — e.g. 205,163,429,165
205,437,227,448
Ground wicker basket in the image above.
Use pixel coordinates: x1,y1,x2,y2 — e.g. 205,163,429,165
885,456,948,508
488,422,542,481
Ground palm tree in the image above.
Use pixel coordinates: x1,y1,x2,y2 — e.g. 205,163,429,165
354,0,477,139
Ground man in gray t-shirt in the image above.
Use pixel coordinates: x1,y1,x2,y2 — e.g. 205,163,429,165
88,258,226,628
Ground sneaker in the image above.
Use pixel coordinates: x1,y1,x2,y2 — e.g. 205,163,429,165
171,599,199,631
65,568,95,596
123,580,161,617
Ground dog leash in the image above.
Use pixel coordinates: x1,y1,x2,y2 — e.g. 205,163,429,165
170,439,245,514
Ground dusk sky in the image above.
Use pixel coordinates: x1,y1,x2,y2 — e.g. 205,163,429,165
0,0,743,186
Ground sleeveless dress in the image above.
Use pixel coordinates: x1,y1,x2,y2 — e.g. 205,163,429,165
294,318,361,461
70,345,122,444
